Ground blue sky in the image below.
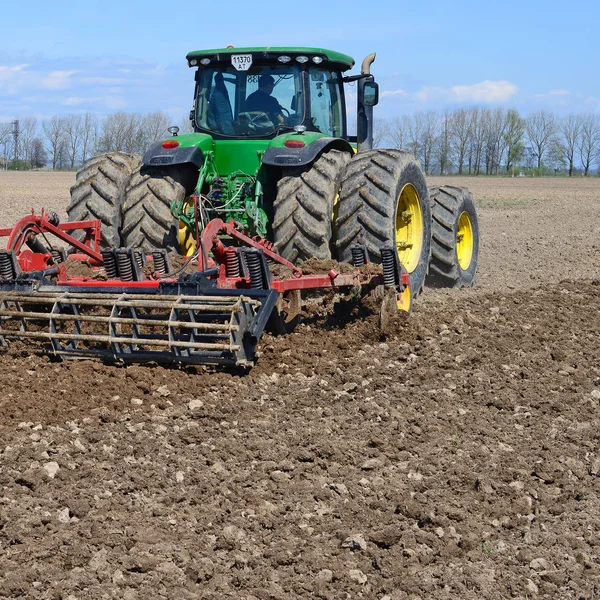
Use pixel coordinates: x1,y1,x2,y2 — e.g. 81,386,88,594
1,0,598,123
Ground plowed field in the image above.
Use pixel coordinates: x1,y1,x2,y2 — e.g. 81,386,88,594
0,172,599,599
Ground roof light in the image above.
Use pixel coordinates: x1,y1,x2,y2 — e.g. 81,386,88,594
312,56,323,64
295,55,309,63
162,140,180,149
284,139,306,148
278,55,291,63
189,59,197,66
200,58,211,65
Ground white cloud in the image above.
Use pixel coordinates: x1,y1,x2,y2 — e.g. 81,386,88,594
382,89,408,98
0,64,29,81
452,80,518,103
548,89,570,96
42,70,78,90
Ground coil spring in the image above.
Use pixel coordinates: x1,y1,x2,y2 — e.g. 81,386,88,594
225,249,240,278
51,249,64,264
102,251,118,279
381,248,396,288
116,252,133,282
245,251,263,289
351,246,366,267
0,253,14,280
152,251,167,275
134,250,144,270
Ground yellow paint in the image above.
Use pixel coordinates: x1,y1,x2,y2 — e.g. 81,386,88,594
395,183,423,273
456,211,474,270
396,285,411,313
178,198,197,256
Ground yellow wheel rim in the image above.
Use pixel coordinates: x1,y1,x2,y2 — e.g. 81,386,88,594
396,285,411,313
395,183,423,273
456,211,474,270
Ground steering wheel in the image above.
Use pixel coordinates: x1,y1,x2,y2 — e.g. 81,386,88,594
281,107,291,117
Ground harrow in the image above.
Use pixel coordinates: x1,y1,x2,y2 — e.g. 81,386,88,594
0,209,409,368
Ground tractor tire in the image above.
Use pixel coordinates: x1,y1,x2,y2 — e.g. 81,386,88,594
67,152,141,248
335,149,431,297
427,185,479,288
272,149,350,263
121,165,196,252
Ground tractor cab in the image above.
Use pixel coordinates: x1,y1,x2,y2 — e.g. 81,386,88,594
187,48,355,139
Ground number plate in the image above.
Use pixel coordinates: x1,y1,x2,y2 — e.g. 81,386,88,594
231,54,252,71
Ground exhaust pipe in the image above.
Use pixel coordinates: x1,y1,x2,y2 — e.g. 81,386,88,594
357,53,376,153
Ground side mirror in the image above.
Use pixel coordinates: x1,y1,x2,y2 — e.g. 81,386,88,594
363,81,379,107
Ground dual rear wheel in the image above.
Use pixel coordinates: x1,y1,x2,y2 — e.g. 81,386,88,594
68,151,478,293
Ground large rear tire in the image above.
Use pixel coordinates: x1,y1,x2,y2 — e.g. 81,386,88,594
67,152,141,248
335,149,431,297
272,150,350,263
121,165,196,252
427,186,479,288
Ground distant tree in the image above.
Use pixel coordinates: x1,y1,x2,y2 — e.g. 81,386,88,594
558,114,583,176
449,108,471,174
578,114,600,176
387,116,409,150
97,112,142,154
418,111,439,174
30,138,48,168
469,108,487,175
19,116,38,167
372,118,390,148
141,111,171,149
483,108,507,175
504,109,526,174
80,112,98,164
63,114,84,168
405,113,423,164
179,113,194,135
0,122,12,168
42,116,67,170
436,111,452,175
525,110,556,169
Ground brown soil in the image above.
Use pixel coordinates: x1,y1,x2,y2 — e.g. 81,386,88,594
0,174,600,599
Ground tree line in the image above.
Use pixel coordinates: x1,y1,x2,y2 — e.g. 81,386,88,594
373,108,600,176
1,108,599,175
0,112,184,171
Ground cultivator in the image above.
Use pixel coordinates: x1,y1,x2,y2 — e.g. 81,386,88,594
0,210,409,368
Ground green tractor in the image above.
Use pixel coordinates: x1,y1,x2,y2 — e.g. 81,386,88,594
68,46,479,295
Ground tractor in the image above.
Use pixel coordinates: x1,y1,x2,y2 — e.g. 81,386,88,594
0,47,479,368
67,46,479,293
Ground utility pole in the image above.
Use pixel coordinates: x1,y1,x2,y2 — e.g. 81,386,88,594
12,119,19,166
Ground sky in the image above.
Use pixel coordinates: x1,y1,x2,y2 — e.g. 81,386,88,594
1,0,599,124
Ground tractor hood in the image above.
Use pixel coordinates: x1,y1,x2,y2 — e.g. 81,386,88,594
143,133,214,168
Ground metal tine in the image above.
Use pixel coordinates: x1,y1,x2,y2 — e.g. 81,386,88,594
0,310,240,331
0,297,243,312
0,328,239,351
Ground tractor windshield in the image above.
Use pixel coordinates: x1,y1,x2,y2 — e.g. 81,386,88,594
195,65,305,137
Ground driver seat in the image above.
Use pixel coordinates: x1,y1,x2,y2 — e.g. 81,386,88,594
207,72,235,135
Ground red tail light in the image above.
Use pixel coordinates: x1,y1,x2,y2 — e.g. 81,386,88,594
162,140,179,149
284,140,306,148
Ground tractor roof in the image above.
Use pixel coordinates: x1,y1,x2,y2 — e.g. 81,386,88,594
186,47,355,71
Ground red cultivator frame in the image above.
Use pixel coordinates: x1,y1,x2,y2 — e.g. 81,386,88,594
0,210,409,367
